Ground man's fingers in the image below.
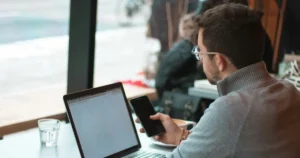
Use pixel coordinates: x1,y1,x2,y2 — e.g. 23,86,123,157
135,118,140,123
139,128,145,133
154,135,161,141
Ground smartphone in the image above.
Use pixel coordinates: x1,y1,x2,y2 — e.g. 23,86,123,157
130,96,166,137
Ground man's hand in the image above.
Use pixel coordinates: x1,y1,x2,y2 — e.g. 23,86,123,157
135,113,183,145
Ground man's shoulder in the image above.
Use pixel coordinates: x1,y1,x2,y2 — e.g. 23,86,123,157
211,92,251,108
206,94,251,119
209,78,300,116
258,78,300,98
278,79,300,92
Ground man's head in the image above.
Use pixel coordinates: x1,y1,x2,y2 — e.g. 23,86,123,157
195,3,264,84
188,0,252,45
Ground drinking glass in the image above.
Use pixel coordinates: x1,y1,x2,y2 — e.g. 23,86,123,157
38,119,60,147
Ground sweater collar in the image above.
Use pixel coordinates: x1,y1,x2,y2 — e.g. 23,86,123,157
217,62,275,96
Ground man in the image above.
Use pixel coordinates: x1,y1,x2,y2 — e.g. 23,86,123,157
138,3,300,158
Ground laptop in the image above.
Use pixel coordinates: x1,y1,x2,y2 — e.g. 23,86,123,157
63,82,168,158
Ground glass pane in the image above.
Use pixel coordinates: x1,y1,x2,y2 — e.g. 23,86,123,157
94,0,159,87
0,0,70,127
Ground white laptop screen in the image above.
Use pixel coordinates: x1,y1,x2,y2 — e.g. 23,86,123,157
67,88,139,158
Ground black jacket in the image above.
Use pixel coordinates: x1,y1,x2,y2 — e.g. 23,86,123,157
155,39,201,98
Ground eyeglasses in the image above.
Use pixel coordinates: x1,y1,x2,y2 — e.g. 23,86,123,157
191,46,218,61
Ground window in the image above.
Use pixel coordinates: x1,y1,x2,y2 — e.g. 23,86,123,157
94,0,159,86
0,0,70,131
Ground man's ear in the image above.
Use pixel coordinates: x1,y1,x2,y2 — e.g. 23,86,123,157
214,54,227,71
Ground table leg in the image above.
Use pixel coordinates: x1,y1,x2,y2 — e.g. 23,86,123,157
65,113,70,123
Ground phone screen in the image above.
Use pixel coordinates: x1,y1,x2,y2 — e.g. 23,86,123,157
130,96,165,137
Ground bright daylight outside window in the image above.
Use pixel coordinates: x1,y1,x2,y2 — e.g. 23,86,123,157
94,0,159,87
0,0,70,129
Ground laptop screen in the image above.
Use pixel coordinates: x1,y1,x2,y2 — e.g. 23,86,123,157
67,88,139,158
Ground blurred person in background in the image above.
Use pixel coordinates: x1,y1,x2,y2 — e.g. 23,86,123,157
147,0,199,59
144,0,199,81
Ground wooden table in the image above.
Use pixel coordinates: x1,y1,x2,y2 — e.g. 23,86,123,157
0,84,157,137
0,114,173,158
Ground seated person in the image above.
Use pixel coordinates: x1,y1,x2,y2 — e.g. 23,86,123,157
139,3,300,157
155,13,201,98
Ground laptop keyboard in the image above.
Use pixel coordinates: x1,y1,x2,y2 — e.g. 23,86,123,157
128,151,166,158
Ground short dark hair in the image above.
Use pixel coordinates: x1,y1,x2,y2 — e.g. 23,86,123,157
196,3,264,69
201,0,248,13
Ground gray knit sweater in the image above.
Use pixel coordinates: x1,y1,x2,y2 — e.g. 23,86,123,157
169,62,300,158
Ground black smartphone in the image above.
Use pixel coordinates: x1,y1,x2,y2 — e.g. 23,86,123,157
130,96,166,137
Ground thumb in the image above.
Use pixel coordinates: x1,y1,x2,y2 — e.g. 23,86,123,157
150,113,162,120
150,113,166,121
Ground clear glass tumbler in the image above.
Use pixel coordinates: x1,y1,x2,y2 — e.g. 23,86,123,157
38,119,60,147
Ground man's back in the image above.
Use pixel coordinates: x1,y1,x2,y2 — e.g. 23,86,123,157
229,77,300,157
171,62,300,158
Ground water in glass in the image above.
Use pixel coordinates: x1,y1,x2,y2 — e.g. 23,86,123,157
38,119,60,147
